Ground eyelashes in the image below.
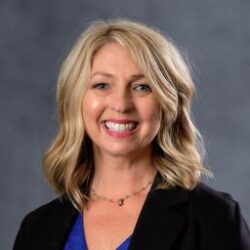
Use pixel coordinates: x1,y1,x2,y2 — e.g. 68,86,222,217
92,83,109,90
133,84,152,93
91,82,152,93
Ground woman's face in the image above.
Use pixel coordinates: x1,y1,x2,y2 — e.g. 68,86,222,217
82,43,161,158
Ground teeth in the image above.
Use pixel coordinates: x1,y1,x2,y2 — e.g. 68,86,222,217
105,121,137,132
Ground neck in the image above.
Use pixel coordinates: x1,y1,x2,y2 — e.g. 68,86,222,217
91,147,156,197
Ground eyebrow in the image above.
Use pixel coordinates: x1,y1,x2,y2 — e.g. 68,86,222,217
91,72,146,81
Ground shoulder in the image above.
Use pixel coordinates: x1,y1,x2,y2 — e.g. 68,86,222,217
20,195,78,236
181,183,250,249
22,196,76,225
189,183,250,246
188,183,241,224
13,196,78,250
191,182,237,211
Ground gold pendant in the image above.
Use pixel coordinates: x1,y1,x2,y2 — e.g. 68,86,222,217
118,198,124,206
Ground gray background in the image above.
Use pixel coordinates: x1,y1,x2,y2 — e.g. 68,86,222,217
1,0,249,249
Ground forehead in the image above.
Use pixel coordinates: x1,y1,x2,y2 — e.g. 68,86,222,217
91,43,145,77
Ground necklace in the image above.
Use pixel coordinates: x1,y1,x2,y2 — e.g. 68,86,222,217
90,179,153,206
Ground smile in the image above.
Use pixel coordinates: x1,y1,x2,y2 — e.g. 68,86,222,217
104,121,138,132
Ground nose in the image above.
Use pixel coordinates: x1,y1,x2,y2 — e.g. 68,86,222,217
109,88,134,113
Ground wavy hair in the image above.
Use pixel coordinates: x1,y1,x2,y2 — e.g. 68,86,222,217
43,19,210,210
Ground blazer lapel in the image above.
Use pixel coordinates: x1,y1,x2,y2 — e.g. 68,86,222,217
129,174,190,250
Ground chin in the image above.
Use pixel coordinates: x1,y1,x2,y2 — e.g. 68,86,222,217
105,145,147,158
105,149,134,157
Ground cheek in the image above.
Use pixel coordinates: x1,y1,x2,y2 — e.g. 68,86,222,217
141,99,161,125
82,94,103,124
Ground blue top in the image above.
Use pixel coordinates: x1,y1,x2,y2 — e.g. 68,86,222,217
64,214,131,250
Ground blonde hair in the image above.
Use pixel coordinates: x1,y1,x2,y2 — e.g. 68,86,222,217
43,19,210,210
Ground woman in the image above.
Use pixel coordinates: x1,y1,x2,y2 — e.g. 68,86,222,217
14,19,250,250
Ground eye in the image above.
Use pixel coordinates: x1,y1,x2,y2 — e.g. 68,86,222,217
133,84,152,93
92,83,109,90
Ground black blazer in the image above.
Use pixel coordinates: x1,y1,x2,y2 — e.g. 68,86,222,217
14,175,250,250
